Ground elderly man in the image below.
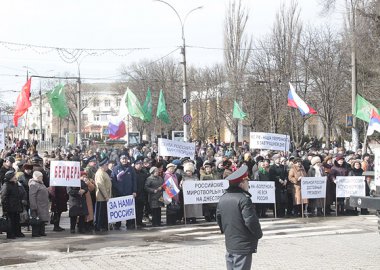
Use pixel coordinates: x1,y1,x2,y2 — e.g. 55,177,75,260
217,165,263,270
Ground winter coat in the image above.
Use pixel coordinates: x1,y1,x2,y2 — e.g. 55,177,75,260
216,186,263,255
67,180,89,217
288,165,308,205
111,164,136,197
145,175,164,208
95,169,112,202
135,168,148,203
29,179,50,222
182,175,203,218
254,169,270,181
85,178,95,222
269,164,287,189
0,165,12,186
49,186,69,213
0,179,24,213
307,165,325,208
18,172,33,205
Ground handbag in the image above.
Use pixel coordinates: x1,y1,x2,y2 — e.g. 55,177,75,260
0,216,8,232
20,209,30,224
29,217,40,226
167,203,180,215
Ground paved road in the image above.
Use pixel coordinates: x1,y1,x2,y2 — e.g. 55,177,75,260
0,214,379,269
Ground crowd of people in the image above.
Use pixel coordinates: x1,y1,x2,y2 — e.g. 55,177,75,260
0,138,376,240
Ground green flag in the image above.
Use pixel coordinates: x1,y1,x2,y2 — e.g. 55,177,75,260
232,101,247,119
156,89,170,124
142,88,152,122
125,88,146,121
354,94,379,123
47,84,69,118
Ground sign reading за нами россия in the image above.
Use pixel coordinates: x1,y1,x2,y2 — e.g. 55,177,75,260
250,132,290,151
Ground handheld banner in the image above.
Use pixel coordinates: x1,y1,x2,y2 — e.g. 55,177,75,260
50,160,81,187
183,180,228,205
301,177,327,199
336,176,366,198
107,195,136,223
375,149,380,187
250,132,290,151
158,138,195,160
0,123,4,150
249,181,276,204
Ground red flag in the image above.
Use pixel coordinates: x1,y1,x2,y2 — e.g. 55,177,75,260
13,78,32,127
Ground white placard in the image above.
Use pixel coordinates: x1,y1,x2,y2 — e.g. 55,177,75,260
336,176,366,198
158,138,195,160
107,195,136,223
250,132,290,151
301,177,327,199
0,123,4,150
249,181,276,204
183,180,228,205
50,160,81,187
375,149,380,187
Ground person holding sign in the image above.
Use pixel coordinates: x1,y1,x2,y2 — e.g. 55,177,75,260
217,165,263,270
94,157,112,232
67,172,89,234
307,156,325,216
329,155,350,215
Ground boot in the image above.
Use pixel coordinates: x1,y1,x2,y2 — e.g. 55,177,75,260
32,224,40,237
39,223,47,236
53,213,65,232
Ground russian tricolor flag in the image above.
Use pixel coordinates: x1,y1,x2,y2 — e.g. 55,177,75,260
288,83,317,116
367,109,380,136
162,177,179,198
108,116,126,139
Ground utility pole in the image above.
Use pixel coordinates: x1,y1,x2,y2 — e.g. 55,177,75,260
351,4,359,151
154,0,202,142
76,76,81,146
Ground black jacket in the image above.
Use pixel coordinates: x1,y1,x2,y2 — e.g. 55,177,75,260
1,179,24,213
216,186,263,255
135,169,148,202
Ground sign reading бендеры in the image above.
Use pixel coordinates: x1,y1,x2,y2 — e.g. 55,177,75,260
301,177,327,199
182,180,229,204
49,160,81,187
107,195,136,223
250,132,290,151
336,176,366,198
158,138,195,160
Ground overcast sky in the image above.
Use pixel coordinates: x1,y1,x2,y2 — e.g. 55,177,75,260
0,0,342,104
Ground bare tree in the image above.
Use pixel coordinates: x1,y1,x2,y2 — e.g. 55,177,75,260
224,0,252,148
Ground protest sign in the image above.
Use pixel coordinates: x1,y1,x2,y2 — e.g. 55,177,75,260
301,177,327,199
158,138,195,160
249,181,276,204
250,132,290,151
0,123,4,150
107,195,136,223
336,176,366,198
183,180,228,205
50,160,81,187
375,149,380,187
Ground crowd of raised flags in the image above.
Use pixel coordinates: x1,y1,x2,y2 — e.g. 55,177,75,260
10,79,380,138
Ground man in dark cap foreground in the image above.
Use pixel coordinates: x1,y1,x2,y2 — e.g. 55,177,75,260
216,165,263,270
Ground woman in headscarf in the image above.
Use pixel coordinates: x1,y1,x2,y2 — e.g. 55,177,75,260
29,171,49,237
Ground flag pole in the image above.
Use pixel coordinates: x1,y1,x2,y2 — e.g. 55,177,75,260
363,122,369,154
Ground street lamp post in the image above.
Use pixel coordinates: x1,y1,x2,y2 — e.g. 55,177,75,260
154,0,202,142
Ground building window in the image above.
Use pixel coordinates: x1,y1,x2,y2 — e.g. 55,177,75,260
47,110,50,117
94,114,100,121
100,114,109,121
116,98,121,107
82,114,88,121
82,99,88,107
93,99,99,107
105,99,111,107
